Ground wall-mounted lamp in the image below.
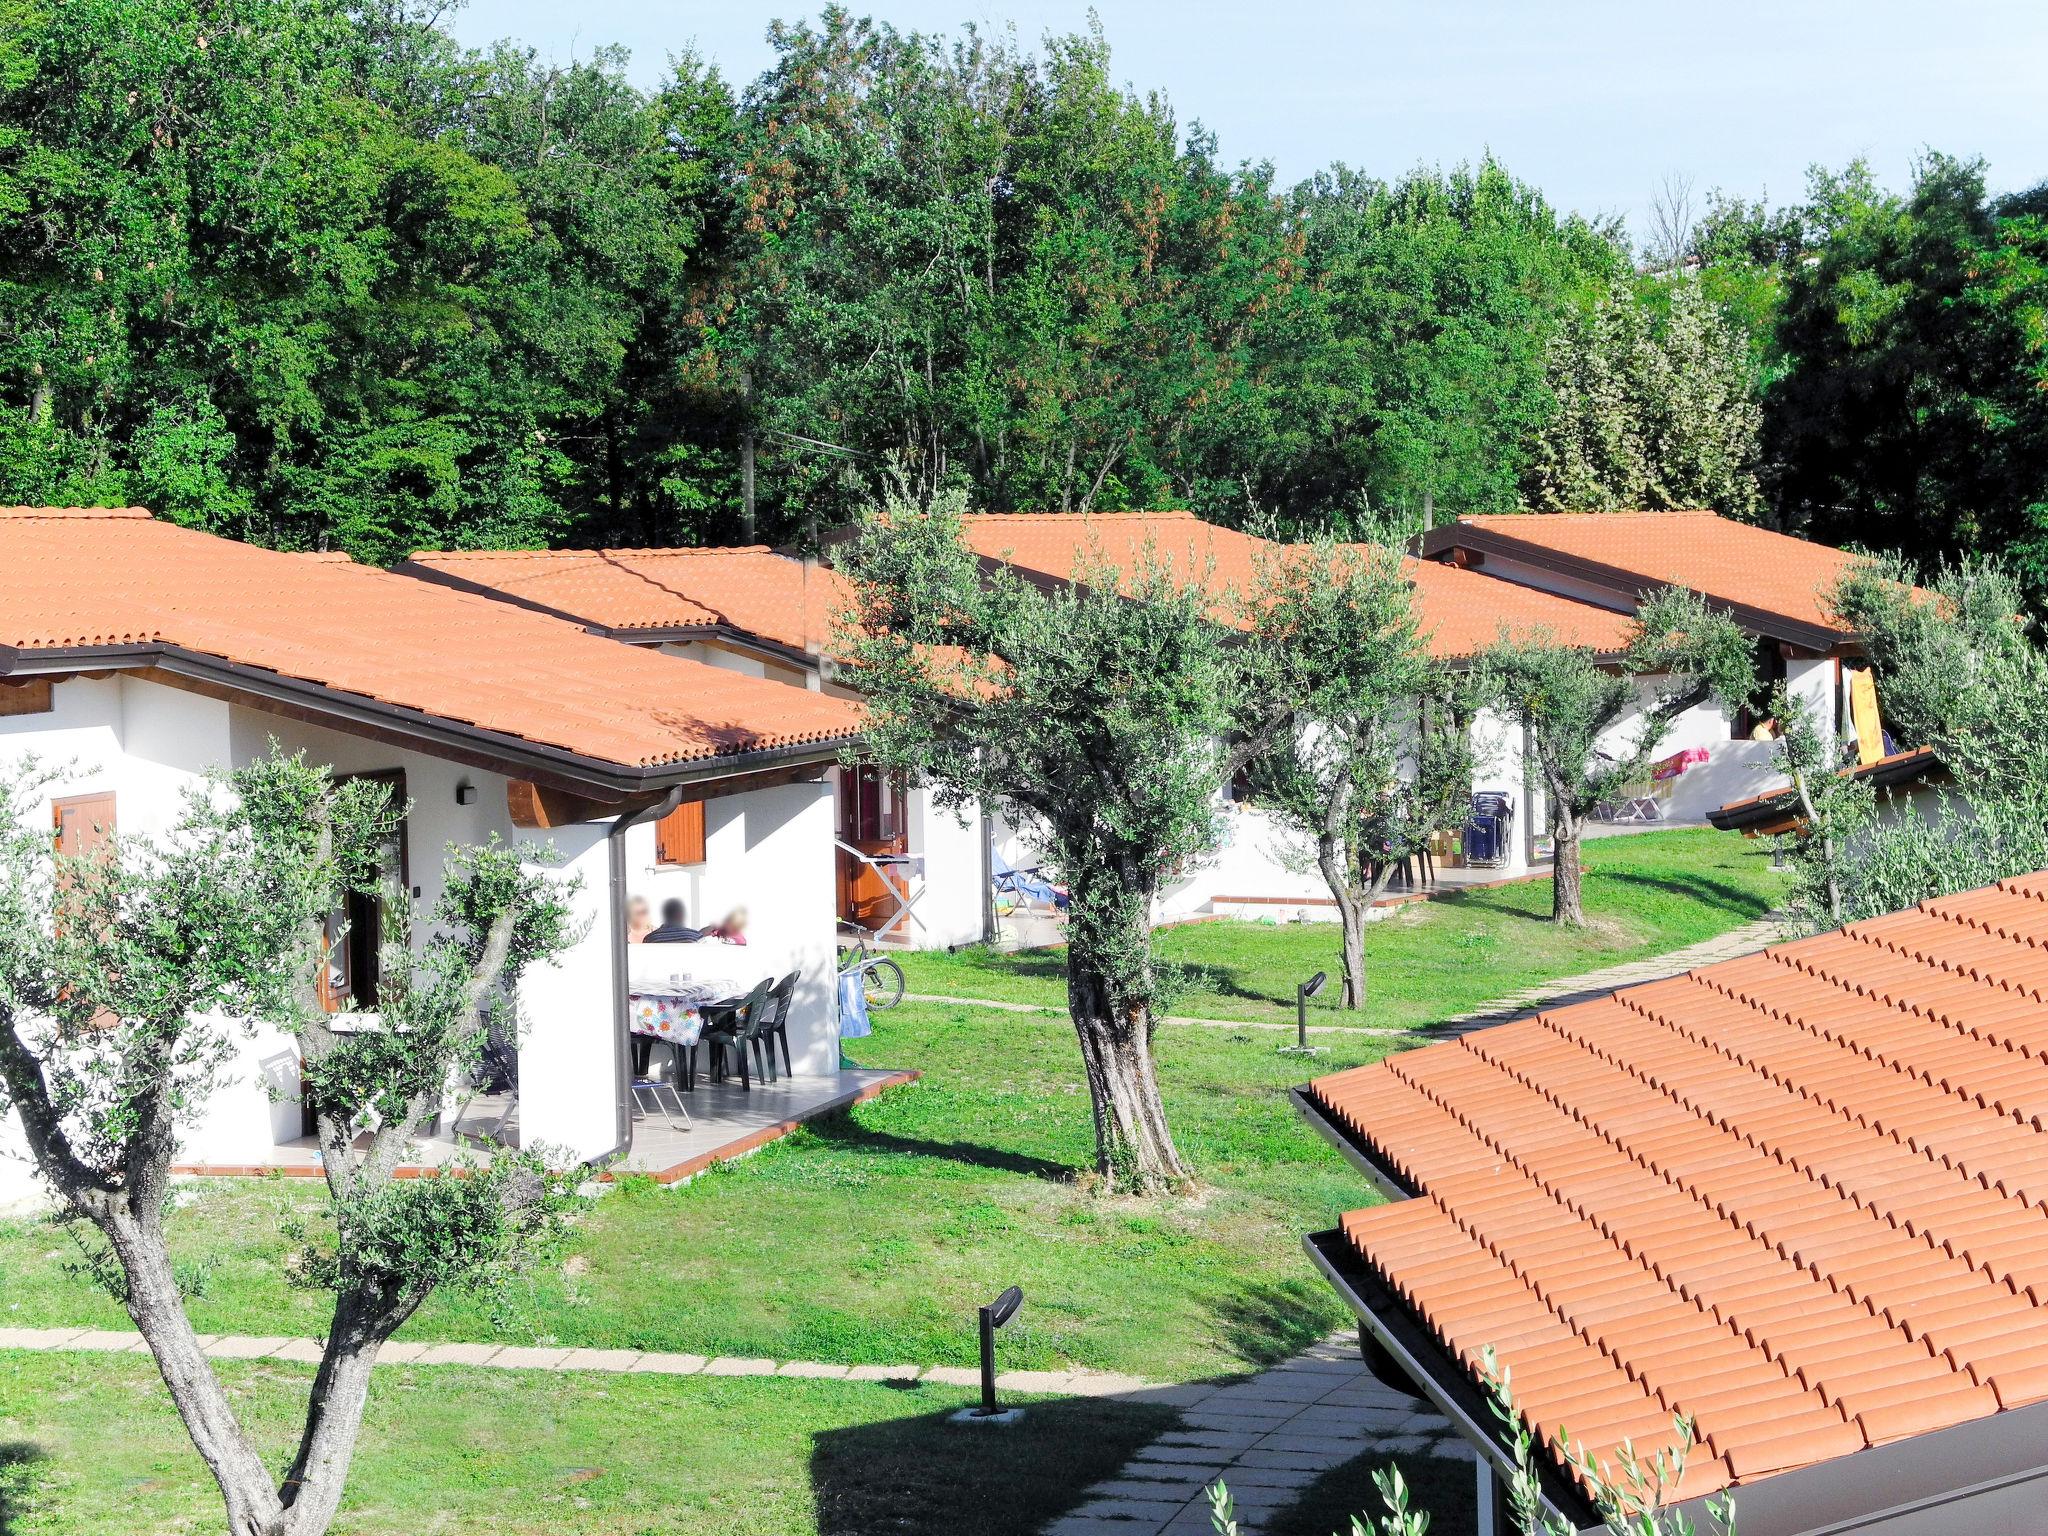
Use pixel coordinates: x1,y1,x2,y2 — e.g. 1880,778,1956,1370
455,783,478,806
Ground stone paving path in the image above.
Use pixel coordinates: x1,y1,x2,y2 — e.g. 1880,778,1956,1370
0,1325,1201,1400
1043,1335,1467,1536
910,913,1790,1045
1423,913,1790,1037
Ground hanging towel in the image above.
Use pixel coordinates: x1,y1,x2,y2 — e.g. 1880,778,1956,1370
838,969,873,1040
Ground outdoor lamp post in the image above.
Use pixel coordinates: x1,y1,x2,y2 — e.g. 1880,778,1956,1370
1281,970,1328,1056
953,1284,1027,1424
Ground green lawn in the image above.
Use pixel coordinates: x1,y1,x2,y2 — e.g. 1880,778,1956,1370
0,1003,1397,1383
908,828,1783,1031
0,830,1774,1535
0,1351,1173,1535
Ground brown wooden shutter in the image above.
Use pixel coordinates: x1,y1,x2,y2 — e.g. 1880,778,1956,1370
0,678,53,716
655,800,706,866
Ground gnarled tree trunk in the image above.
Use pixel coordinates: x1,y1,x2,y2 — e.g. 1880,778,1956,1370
1317,832,1368,1011
1068,958,1188,1190
1551,814,1586,926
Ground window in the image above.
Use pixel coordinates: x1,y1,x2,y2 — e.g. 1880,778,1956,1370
655,799,706,866
322,771,408,1012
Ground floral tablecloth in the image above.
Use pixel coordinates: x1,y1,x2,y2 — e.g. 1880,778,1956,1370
629,976,745,1046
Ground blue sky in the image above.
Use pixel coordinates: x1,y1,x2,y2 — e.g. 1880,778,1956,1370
448,0,2048,240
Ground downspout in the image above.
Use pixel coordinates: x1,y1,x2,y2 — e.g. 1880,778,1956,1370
603,788,687,1162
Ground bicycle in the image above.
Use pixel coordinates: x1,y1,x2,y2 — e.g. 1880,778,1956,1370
837,934,906,1011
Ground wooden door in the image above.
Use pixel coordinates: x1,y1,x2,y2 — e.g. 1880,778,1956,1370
835,766,908,930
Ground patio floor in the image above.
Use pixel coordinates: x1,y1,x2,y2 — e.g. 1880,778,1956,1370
170,1067,916,1184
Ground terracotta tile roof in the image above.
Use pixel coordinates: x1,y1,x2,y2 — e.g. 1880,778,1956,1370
1433,511,1871,637
1397,555,1634,659
0,510,862,772
955,510,1630,657
1309,872,2048,1504
403,546,850,657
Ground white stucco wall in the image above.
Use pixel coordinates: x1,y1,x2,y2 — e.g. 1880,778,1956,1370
907,785,990,949
623,779,840,1074
513,819,621,1163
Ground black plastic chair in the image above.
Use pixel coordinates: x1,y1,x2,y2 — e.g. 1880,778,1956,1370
699,978,773,1090
753,971,801,1081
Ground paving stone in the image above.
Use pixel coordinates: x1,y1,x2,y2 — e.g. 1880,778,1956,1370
1427,1438,1478,1461
61,1330,145,1352
1214,1464,1318,1489
1133,1444,1233,1467
560,1348,643,1372
778,1360,851,1379
1064,1498,1187,1524
270,1339,326,1363
378,1341,429,1363
920,1365,982,1387
628,1351,707,1375
1252,1431,1373,1456
0,1329,80,1350
412,1342,502,1367
1064,1371,1155,1397
1157,1430,1262,1454
1226,1449,1341,1472
703,1356,777,1376
845,1363,922,1382
205,1336,288,1360
494,1346,576,1370
1122,1383,1212,1408
1044,1518,1164,1536
1376,1434,1431,1455
1086,1476,1213,1501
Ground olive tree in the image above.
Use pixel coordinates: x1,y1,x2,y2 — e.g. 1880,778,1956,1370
1810,558,2048,922
1242,540,1473,1011
835,493,1295,1189
0,748,579,1536
1476,587,1754,925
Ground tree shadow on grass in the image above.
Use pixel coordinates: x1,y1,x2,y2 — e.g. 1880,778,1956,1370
801,1110,1078,1183
809,1390,1178,1536
1207,1276,1351,1370
0,1442,48,1536
1594,869,1771,917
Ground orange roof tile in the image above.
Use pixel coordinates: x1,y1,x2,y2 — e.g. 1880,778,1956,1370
1309,871,2048,1504
955,510,1630,657
0,510,862,775
1397,554,1634,658
1431,511,1871,637
402,546,850,658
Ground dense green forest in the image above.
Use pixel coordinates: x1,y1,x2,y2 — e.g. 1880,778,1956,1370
2,0,2045,582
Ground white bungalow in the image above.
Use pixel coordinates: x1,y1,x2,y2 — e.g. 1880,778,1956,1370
0,508,887,1210
398,545,995,950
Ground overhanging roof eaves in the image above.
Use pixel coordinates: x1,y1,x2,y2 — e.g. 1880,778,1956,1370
0,640,860,801
1304,1228,1602,1533
1707,747,1945,833
1417,525,1850,654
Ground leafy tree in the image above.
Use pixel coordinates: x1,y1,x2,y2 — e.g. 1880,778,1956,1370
1264,160,1627,532
0,749,578,1536
1814,558,2048,922
1243,540,1472,1010
1528,275,1764,519
835,491,1295,1188
1760,681,1871,927
1476,589,1754,925
1768,154,2048,593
